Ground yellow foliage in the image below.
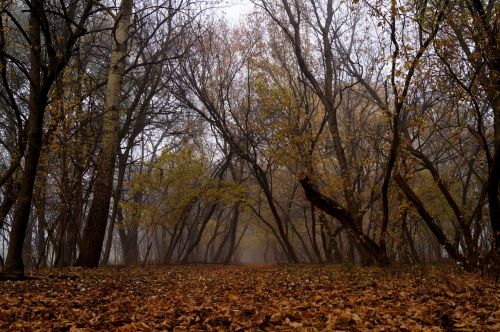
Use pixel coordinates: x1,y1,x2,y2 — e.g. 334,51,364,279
122,145,248,227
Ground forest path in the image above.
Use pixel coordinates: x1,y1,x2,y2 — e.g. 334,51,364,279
0,264,498,330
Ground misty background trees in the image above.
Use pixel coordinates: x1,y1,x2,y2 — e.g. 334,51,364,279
0,0,498,276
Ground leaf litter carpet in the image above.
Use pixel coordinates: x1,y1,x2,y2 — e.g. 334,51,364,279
0,265,498,331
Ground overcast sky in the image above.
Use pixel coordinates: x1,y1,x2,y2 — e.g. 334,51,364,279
221,0,254,23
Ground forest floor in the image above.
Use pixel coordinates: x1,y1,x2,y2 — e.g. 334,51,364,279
0,264,499,331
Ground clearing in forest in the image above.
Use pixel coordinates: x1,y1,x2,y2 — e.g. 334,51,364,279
0,265,499,331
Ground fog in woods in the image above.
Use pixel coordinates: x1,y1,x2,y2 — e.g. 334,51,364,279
0,0,499,273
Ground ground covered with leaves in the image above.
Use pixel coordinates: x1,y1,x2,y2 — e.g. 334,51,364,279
0,264,499,331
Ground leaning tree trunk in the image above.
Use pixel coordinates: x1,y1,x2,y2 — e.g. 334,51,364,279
394,174,466,265
299,174,390,266
76,0,133,267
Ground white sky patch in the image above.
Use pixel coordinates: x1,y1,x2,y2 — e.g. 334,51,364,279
219,0,254,24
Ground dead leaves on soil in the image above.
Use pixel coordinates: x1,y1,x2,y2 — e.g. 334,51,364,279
0,265,499,331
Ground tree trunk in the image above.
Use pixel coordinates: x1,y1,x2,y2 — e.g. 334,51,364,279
34,161,48,267
3,2,43,275
394,174,466,265
223,205,240,264
124,223,139,266
0,178,18,231
204,212,223,262
299,173,389,266
309,205,322,262
101,153,127,266
76,0,133,267
117,202,139,266
181,203,219,263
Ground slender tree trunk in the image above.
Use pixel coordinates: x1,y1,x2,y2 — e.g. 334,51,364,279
101,153,127,265
122,198,139,266
3,2,43,275
310,205,322,261
320,224,333,262
488,148,500,250
0,178,18,231
401,210,419,264
223,205,240,264
253,166,299,262
319,213,343,263
76,0,133,267
125,223,139,266
34,160,48,267
394,174,466,265
181,203,218,263
204,212,223,262
117,205,139,266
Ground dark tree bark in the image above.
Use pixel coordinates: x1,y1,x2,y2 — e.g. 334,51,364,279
309,205,322,262
443,1,500,255
299,173,389,266
0,0,94,277
118,209,139,266
3,1,43,275
394,174,466,265
223,205,240,264
181,202,219,263
465,0,500,251
0,178,19,231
